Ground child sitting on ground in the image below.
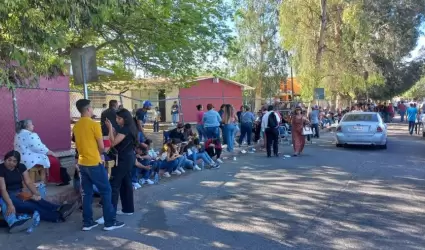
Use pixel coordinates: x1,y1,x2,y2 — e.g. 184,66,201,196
132,144,154,190
205,138,224,164
183,139,219,169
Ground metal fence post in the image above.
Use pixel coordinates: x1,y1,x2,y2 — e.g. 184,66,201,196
119,94,123,107
12,88,19,124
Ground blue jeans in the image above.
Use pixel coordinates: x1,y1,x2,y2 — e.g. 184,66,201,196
188,152,214,165
5,190,61,222
181,155,194,169
311,123,320,138
196,124,206,141
239,123,253,145
1,197,40,229
138,131,146,143
400,111,405,122
205,126,219,139
161,157,184,173
131,167,152,183
223,124,236,152
409,121,415,135
172,113,179,123
79,163,116,227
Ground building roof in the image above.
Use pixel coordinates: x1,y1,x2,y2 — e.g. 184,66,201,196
193,76,255,91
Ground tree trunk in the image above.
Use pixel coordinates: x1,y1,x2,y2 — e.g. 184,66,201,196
255,37,266,112
316,0,327,67
255,75,263,112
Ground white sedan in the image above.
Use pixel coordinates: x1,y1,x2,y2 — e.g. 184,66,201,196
335,112,387,149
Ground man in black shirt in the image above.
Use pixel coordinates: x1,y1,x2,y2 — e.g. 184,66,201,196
100,100,119,136
169,123,186,142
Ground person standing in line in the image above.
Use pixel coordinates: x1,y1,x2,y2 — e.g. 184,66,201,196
238,106,255,146
105,108,138,217
171,101,180,125
407,103,418,135
218,104,226,144
309,105,320,138
196,104,206,141
135,100,152,143
261,105,281,157
101,100,120,149
222,104,238,153
153,106,161,133
73,99,124,231
203,104,222,139
398,101,407,122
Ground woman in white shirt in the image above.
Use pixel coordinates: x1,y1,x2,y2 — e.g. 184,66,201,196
14,120,55,183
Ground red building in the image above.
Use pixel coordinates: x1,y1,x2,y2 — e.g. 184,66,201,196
178,77,254,122
0,76,71,157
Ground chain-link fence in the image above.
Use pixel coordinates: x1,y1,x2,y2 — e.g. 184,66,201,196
0,85,335,157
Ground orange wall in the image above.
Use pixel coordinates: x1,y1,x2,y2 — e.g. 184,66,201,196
280,77,301,95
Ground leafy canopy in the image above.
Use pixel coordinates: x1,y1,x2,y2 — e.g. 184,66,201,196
0,0,232,88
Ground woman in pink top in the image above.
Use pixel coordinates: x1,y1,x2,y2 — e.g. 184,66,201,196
196,104,206,141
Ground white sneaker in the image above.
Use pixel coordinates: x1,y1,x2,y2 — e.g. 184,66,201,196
132,182,142,190
163,172,171,178
96,217,105,225
172,170,181,175
178,167,186,173
117,210,133,216
145,179,155,185
216,159,224,164
193,165,201,171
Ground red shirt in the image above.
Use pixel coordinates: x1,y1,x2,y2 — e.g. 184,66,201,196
205,139,222,149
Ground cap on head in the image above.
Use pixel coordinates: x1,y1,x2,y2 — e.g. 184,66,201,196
143,100,152,108
177,122,184,129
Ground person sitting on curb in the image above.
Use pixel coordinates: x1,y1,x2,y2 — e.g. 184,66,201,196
0,151,77,226
205,138,224,164
132,145,155,190
0,197,39,233
183,138,219,169
169,123,186,142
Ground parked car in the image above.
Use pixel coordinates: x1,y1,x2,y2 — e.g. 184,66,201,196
335,112,387,149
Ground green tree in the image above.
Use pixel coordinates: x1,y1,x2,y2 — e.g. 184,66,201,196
0,0,232,88
279,0,425,104
230,0,287,111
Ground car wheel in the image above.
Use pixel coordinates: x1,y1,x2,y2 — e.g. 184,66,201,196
379,143,387,150
336,143,342,147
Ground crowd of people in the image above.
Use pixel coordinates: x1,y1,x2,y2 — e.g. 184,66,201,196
6,97,395,234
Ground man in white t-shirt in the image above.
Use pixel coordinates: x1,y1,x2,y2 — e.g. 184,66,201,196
261,105,282,157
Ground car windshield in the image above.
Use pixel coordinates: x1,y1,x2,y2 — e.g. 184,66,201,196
342,114,378,122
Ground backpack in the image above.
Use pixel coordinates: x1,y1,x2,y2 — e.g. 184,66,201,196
267,112,278,128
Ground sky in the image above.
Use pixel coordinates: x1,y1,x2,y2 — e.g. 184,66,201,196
409,36,425,59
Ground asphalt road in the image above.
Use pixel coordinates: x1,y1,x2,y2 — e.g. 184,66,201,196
2,122,425,250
